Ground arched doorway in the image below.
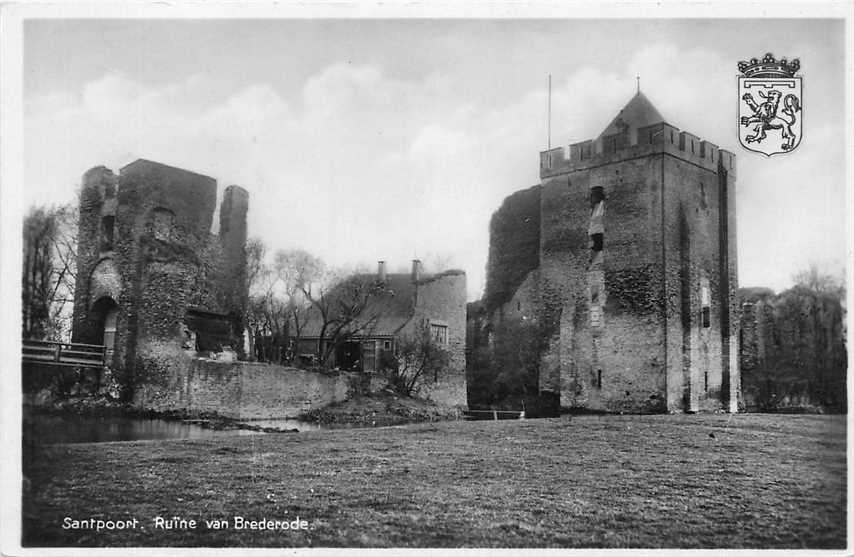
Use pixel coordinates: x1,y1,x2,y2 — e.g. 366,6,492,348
90,297,119,363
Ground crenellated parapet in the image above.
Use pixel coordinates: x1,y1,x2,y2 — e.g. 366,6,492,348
540,122,736,179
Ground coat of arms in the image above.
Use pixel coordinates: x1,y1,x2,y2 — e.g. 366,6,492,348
738,53,802,156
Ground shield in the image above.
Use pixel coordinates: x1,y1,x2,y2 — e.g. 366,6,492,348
738,76,802,156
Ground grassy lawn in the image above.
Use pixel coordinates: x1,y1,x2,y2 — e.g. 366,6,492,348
22,413,846,548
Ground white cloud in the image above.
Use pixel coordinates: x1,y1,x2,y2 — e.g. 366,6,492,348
23,42,845,301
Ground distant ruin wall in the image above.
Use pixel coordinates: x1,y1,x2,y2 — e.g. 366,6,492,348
739,290,847,412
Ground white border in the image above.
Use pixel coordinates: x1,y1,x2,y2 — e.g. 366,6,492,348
2,2,852,556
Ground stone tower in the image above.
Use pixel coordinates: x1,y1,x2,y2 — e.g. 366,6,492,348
70,159,249,400
484,92,739,413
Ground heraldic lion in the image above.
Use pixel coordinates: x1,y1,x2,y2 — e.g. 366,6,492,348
740,89,801,151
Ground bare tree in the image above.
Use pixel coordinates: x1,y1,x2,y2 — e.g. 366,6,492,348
22,204,77,341
792,263,845,297
382,322,451,397
272,248,322,355
294,259,384,368
245,238,295,363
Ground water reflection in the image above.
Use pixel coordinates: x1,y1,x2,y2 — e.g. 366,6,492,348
23,414,260,445
238,419,324,432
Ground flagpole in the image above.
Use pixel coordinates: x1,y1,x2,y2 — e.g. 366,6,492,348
548,74,552,151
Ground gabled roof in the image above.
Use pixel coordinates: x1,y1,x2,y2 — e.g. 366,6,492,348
596,92,666,140
299,273,416,338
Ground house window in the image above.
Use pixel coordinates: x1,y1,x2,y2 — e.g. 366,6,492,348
383,340,392,351
430,324,448,345
603,135,619,154
100,215,115,250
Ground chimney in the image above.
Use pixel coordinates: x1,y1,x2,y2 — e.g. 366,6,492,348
377,260,386,282
411,259,422,282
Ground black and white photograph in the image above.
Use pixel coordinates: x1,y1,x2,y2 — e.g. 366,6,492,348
2,3,850,552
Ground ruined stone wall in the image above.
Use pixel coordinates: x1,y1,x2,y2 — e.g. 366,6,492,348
217,185,249,355
407,270,467,407
484,185,541,313
739,290,846,412
115,161,219,394
71,160,249,401
470,120,740,413
133,356,358,419
538,155,666,412
71,167,121,352
662,155,727,412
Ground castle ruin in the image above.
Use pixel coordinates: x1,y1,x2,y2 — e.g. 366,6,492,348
479,92,740,413
71,159,249,402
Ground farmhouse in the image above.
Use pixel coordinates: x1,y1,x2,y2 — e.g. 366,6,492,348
297,260,467,406
476,91,740,414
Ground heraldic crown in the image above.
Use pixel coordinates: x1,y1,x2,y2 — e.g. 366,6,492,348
738,53,801,78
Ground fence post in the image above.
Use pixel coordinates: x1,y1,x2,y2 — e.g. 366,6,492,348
53,343,61,362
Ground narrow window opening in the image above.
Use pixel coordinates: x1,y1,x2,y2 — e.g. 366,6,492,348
591,233,603,252
597,369,602,389
516,300,521,311
100,215,115,251
704,371,709,392
589,186,605,255
701,284,711,328
151,208,175,242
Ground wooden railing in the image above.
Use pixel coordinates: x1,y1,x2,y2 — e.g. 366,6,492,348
22,340,107,368
463,409,526,421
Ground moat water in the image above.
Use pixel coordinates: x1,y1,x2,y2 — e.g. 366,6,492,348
22,414,321,445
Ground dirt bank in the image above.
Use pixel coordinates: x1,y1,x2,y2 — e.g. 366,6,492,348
299,392,462,427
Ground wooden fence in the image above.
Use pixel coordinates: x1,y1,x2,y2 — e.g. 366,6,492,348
463,409,525,421
22,340,106,368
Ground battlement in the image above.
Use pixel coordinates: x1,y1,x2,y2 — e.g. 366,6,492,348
79,160,248,240
540,122,736,178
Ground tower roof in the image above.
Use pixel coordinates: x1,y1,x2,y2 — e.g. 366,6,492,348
596,91,666,139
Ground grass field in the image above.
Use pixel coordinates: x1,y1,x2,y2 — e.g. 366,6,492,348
22,413,846,548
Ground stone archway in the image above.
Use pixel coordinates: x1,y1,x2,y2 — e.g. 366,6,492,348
90,296,119,363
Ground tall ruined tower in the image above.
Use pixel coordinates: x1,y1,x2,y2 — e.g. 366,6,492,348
484,92,739,413
71,159,249,401
218,185,249,356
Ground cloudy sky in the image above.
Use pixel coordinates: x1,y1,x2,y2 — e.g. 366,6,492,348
23,18,846,300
